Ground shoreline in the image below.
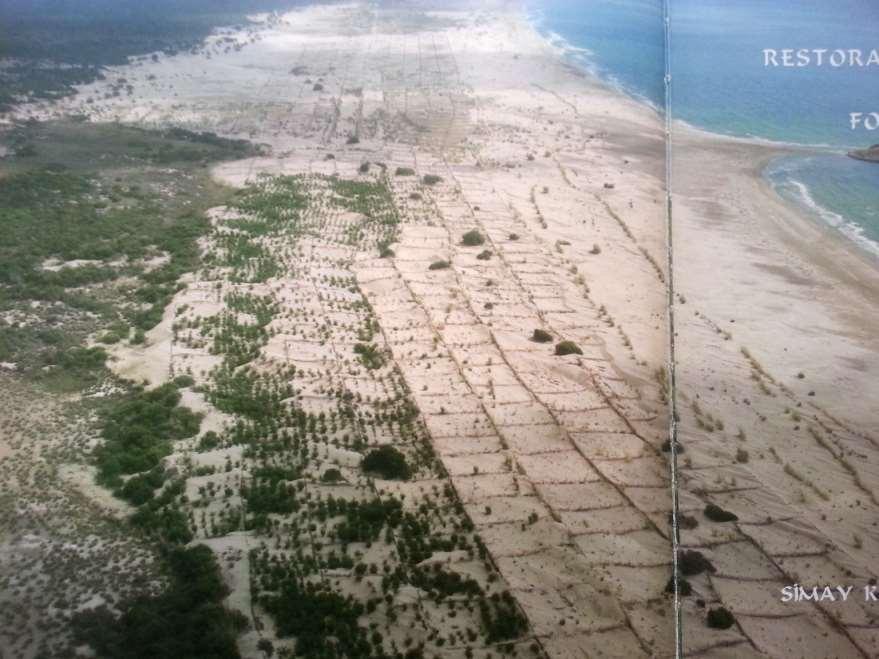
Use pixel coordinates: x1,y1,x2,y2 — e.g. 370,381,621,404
523,7,879,270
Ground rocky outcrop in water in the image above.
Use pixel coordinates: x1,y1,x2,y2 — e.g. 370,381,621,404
848,144,879,162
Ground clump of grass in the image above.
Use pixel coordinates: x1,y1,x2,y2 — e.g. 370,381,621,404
422,174,442,185
735,448,749,463
395,167,415,176
428,260,451,271
554,340,582,356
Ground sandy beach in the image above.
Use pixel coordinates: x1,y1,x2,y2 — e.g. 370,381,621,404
672,126,879,655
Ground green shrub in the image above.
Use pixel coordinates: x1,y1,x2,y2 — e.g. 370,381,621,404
706,607,735,629
531,329,552,343
704,503,738,523
174,374,195,388
321,468,343,483
353,342,385,369
476,250,492,260
554,340,582,356
678,550,715,576
677,514,698,530
362,446,410,480
428,260,451,271
119,468,166,505
98,331,122,344
395,167,415,176
665,576,692,596
197,431,220,451
422,174,442,185
461,229,485,246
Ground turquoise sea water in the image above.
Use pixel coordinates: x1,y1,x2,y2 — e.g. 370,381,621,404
528,0,879,256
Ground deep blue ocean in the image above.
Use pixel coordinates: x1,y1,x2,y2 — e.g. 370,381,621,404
527,0,879,256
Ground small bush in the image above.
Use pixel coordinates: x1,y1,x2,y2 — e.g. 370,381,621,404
354,342,385,370
362,446,410,480
706,607,735,629
358,162,370,173
531,329,552,343
677,514,698,530
665,576,692,597
704,503,738,523
378,243,394,258
554,340,582,356
321,468,343,483
476,250,492,261
422,174,442,185
395,167,415,176
735,448,749,463
313,83,324,91
174,374,195,388
678,550,715,576
346,135,360,145
461,229,485,246
590,243,601,255
197,431,221,451
98,331,122,345
508,233,519,241
429,260,451,271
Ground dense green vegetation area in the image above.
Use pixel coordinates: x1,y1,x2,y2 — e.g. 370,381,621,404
72,544,245,659
96,379,201,490
0,121,258,388
196,173,534,656
0,121,259,654
0,0,318,111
